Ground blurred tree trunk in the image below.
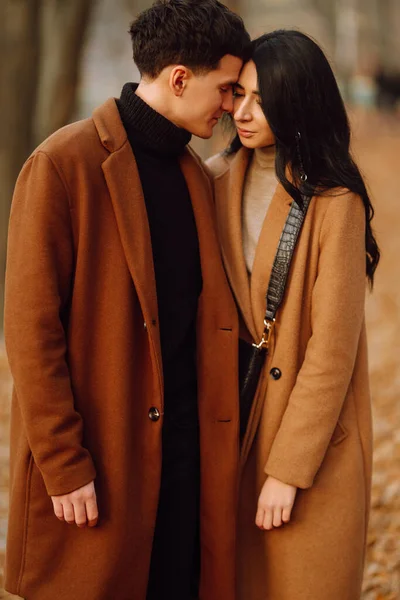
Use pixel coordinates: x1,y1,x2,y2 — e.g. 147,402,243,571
335,0,359,96
34,0,94,145
0,0,41,335
308,0,358,97
308,0,336,44
0,0,94,334
375,0,398,72
225,0,240,12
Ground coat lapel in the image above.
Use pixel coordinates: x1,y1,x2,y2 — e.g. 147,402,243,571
179,147,228,307
214,148,293,342
214,148,258,340
92,99,162,390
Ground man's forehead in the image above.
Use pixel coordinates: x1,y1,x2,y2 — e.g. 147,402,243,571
220,76,240,86
216,70,242,86
215,55,243,82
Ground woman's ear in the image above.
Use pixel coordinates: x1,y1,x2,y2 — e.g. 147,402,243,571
169,66,191,97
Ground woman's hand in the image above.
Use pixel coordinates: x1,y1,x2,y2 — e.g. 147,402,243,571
256,476,297,530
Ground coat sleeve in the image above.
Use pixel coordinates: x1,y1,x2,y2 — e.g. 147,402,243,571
4,151,96,497
264,192,367,489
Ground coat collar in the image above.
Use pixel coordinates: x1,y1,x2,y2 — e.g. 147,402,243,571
214,147,292,342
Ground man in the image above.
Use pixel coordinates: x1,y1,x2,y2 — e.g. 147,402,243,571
4,1,250,599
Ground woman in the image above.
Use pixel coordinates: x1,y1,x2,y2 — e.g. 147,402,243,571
207,30,379,600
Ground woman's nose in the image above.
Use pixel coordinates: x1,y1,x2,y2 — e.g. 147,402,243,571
234,105,251,122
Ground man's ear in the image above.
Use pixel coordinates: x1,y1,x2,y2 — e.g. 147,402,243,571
169,66,191,97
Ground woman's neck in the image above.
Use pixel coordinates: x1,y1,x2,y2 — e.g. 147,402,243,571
253,144,276,170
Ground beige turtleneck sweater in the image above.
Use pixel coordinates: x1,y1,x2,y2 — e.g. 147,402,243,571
242,145,277,273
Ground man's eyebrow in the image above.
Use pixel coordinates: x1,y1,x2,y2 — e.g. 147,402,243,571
234,82,244,89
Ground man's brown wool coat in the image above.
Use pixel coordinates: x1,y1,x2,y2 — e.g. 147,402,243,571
207,148,373,600
4,100,240,600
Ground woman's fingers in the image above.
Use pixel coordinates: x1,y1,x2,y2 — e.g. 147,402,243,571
256,476,297,531
262,507,274,531
272,507,283,528
256,505,290,530
282,504,292,524
255,506,265,529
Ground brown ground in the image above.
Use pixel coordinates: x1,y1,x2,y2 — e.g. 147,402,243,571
0,109,399,599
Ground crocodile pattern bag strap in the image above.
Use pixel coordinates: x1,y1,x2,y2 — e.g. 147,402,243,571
265,196,312,322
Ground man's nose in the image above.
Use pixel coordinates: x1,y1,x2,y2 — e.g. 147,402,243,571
222,90,234,114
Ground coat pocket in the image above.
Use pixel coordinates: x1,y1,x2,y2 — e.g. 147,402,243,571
330,419,348,446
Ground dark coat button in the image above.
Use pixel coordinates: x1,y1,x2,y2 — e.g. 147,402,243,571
148,407,161,422
270,368,282,380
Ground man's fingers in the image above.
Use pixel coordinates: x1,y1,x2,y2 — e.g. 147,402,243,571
73,499,88,528
85,496,99,527
62,501,75,525
52,497,64,521
272,507,283,528
51,481,98,527
262,507,273,531
282,505,292,524
255,507,265,529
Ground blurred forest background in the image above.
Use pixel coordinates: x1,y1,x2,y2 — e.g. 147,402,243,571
0,1,399,599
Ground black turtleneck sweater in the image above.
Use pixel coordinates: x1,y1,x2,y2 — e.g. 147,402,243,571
117,83,202,427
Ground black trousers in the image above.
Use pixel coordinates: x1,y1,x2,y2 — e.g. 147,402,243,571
146,419,200,600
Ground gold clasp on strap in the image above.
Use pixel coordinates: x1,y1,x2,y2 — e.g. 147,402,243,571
253,318,276,350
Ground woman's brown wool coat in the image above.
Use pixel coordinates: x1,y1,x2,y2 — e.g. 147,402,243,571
4,100,240,600
207,148,373,600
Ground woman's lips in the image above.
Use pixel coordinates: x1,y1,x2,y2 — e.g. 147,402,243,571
237,127,255,138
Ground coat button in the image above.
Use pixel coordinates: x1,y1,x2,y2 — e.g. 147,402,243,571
270,368,282,380
144,322,147,330
148,407,161,422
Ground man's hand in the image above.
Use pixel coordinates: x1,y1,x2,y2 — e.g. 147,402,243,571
256,476,297,530
51,481,98,528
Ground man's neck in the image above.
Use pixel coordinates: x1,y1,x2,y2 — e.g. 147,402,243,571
135,80,180,129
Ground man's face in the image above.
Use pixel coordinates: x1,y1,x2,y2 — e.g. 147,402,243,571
176,55,243,139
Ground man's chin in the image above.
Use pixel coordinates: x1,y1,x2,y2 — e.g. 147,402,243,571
193,125,215,140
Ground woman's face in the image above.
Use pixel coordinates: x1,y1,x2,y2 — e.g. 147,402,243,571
233,60,275,149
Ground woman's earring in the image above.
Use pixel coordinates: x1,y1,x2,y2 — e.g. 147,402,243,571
295,131,308,182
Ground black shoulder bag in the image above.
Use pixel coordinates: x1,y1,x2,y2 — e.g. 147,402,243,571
238,195,312,442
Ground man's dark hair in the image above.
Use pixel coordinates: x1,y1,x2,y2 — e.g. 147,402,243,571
129,0,250,79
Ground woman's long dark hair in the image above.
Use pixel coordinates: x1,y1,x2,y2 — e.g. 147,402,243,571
226,30,380,285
